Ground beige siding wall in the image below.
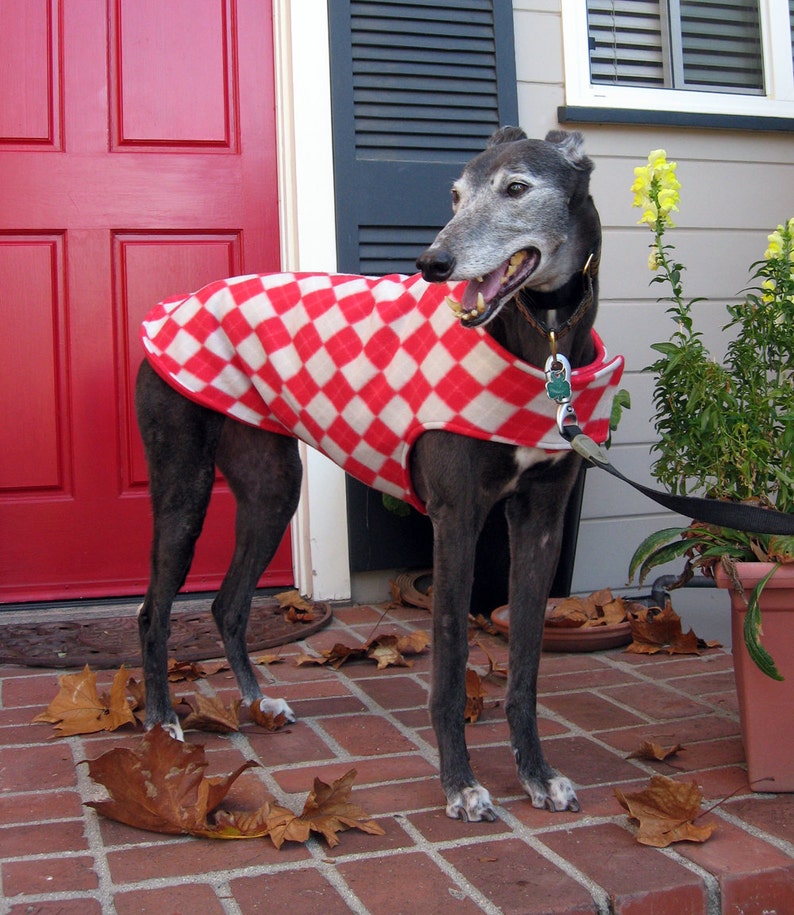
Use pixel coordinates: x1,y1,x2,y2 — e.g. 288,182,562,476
513,1,794,595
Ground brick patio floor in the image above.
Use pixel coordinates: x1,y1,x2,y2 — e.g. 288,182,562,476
0,600,792,914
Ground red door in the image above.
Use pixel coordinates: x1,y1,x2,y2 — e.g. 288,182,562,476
0,0,293,602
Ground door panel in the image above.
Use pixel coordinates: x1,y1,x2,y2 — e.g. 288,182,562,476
0,0,292,602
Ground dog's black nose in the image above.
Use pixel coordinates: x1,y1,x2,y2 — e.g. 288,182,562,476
416,247,455,282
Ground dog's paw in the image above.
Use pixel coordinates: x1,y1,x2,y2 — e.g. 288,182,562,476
522,774,579,812
256,696,296,723
146,718,185,742
445,785,497,823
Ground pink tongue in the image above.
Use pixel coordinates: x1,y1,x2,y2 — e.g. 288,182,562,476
461,260,509,311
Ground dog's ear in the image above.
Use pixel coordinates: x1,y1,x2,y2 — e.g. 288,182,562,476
544,130,593,173
487,126,528,147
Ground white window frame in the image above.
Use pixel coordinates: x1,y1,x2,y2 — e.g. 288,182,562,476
560,0,794,120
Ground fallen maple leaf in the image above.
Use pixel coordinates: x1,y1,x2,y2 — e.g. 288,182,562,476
33,665,137,737
247,702,289,731
167,659,208,682
83,725,263,837
545,589,634,629
627,740,685,762
615,775,715,847
471,638,509,681
177,694,241,733
465,668,485,723
626,603,701,656
275,589,315,613
296,631,430,671
266,768,385,849
285,605,315,623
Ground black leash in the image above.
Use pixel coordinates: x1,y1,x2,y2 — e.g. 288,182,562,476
534,256,794,537
559,419,794,536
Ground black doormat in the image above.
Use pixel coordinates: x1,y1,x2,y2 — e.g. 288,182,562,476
0,596,332,669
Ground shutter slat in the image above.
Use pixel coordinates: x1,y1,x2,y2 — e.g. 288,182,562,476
351,0,501,159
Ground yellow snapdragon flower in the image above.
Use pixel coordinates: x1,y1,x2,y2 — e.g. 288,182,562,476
632,149,681,232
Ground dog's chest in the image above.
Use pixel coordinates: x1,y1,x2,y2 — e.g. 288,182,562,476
500,446,568,497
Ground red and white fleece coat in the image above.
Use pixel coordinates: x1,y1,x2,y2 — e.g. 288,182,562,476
141,272,624,513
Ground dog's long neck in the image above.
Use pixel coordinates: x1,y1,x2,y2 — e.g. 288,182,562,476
486,263,598,371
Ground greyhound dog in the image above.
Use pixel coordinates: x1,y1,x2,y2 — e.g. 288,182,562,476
135,128,622,823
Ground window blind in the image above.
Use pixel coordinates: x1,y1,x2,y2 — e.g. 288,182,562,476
587,0,764,94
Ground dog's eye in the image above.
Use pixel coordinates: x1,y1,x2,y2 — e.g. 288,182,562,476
506,182,529,198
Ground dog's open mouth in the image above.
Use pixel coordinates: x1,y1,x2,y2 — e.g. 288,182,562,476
445,248,540,327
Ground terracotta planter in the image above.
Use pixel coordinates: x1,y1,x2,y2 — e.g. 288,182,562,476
714,561,794,793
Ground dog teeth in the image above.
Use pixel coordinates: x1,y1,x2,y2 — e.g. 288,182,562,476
504,251,527,282
476,292,486,314
476,276,484,283
445,295,463,316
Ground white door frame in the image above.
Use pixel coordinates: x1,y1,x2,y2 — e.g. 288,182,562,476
272,0,351,600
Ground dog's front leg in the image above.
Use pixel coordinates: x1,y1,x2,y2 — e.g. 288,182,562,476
430,514,497,822
504,479,580,813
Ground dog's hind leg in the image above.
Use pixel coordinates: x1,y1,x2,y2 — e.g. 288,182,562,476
213,421,302,721
135,362,225,738
504,462,582,813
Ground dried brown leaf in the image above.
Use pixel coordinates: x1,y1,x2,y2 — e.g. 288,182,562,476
615,775,715,847
33,665,137,737
248,702,289,731
465,668,485,723
178,694,241,733
83,725,261,837
627,740,685,762
275,589,315,612
266,768,385,849
626,603,701,656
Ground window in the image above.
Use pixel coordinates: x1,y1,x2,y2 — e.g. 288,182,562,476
560,0,794,124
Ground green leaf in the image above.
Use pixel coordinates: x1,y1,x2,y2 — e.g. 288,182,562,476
629,527,687,584
742,564,784,681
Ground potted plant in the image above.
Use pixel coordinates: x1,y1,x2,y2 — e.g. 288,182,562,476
628,150,794,791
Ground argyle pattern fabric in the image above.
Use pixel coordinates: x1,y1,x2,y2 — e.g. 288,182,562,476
141,272,624,512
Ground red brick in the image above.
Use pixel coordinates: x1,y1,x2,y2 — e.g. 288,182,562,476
2,673,64,709
243,724,336,768
442,837,597,914
114,883,226,915
539,823,708,914
0,820,87,858
317,714,419,756
2,854,98,896
539,652,615,675
538,666,636,694
541,691,649,731
726,794,794,845
674,818,794,913
231,869,353,914
594,714,739,752
107,835,310,884
0,789,83,824
287,695,367,717
601,683,714,720
8,899,102,915
353,675,428,710
338,851,484,914
352,776,444,817
406,807,509,843
0,743,77,793
271,754,436,794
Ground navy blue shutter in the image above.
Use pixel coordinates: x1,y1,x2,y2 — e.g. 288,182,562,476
328,0,518,573
329,0,518,276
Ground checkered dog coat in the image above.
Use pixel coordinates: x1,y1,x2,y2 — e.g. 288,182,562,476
141,272,624,512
